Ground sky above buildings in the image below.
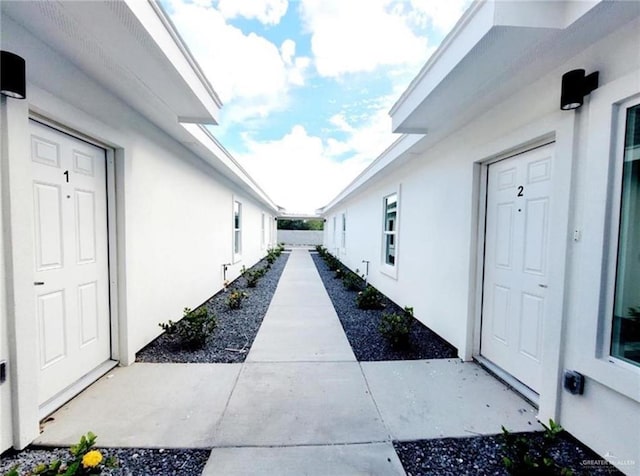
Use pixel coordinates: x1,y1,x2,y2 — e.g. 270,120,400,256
161,0,470,213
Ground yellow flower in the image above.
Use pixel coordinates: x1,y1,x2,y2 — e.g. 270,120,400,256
82,450,103,468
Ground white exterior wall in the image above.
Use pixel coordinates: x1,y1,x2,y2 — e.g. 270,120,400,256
323,16,640,469
123,128,272,359
0,16,276,452
0,99,13,452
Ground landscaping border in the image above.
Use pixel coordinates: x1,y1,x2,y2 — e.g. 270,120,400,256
311,249,458,361
136,252,289,364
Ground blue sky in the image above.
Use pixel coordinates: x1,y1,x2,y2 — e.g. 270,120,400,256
161,0,470,213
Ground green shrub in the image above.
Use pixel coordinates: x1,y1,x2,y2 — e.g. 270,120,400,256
325,254,340,271
315,245,326,256
242,265,267,288
356,285,385,310
227,290,248,309
379,306,414,348
266,247,281,264
342,271,363,292
501,419,573,475
159,307,217,349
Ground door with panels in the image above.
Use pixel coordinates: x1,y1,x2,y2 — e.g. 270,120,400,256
481,143,554,393
30,120,111,407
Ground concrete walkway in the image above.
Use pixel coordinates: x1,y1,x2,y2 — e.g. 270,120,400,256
37,249,540,475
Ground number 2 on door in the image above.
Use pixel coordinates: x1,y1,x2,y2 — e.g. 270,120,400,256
517,185,523,197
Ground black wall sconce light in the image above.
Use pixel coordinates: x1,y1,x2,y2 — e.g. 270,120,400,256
1,51,26,99
560,69,599,111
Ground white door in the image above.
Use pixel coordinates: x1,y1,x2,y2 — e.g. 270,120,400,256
481,143,554,393
30,120,111,406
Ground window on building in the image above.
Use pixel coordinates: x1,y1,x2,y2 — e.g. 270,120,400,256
234,201,242,256
333,216,337,246
611,103,640,367
341,213,346,248
261,213,266,246
383,193,398,266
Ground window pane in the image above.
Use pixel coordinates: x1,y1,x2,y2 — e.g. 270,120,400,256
235,230,241,254
385,194,397,232
385,234,395,265
234,202,241,230
611,104,640,366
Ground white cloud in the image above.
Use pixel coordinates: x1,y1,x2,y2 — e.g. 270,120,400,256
299,0,431,78
236,100,398,213
237,125,371,213
165,0,308,122
280,39,296,65
408,0,470,33
216,0,288,25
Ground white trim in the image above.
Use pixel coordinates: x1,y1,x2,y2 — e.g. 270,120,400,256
39,360,117,419
602,97,640,372
471,128,571,422
340,212,347,252
380,186,401,280
573,70,640,402
232,198,243,263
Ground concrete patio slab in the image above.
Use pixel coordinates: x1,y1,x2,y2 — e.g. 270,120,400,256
246,306,355,362
202,443,406,476
214,362,389,446
36,363,241,448
361,359,542,441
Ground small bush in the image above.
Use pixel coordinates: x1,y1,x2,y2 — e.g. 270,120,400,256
242,265,267,288
325,254,340,271
266,247,281,264
315,245,326,256
227,290,248,309
379,306,414,348
342,272,364,292
501,419,573,475
159,307,217,349
334,267,344,279
356,285,385,310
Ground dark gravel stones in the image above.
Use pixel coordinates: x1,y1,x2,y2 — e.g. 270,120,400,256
394,432,623,476
136,253,288,363
311,252,458,361
0,447,210,476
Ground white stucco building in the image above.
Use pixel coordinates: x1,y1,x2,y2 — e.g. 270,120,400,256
0,1,278,452
321,1,640,470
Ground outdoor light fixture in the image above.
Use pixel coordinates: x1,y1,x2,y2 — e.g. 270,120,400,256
560,69,599,110
1,51,26,99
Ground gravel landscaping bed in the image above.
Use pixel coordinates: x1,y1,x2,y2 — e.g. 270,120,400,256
311,252,458,361
136,253,288,363
395,432,623,475
1,447,209,476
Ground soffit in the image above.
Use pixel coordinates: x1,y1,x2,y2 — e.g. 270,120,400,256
1,0,220,127
391,1,640,135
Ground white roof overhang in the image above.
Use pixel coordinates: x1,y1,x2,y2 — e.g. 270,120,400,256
2,0,280,213
2,0,221,125
390,0,640,135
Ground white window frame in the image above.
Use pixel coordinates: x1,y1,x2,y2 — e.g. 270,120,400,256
332,216,337,248
604,97,640,373
381,187,400,279
261,212,266,248
233,200,242,261
579,73,640,402
341,212,347,250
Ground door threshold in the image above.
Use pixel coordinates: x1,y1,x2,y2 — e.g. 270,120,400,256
474,356,539,408
39,360,118,420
